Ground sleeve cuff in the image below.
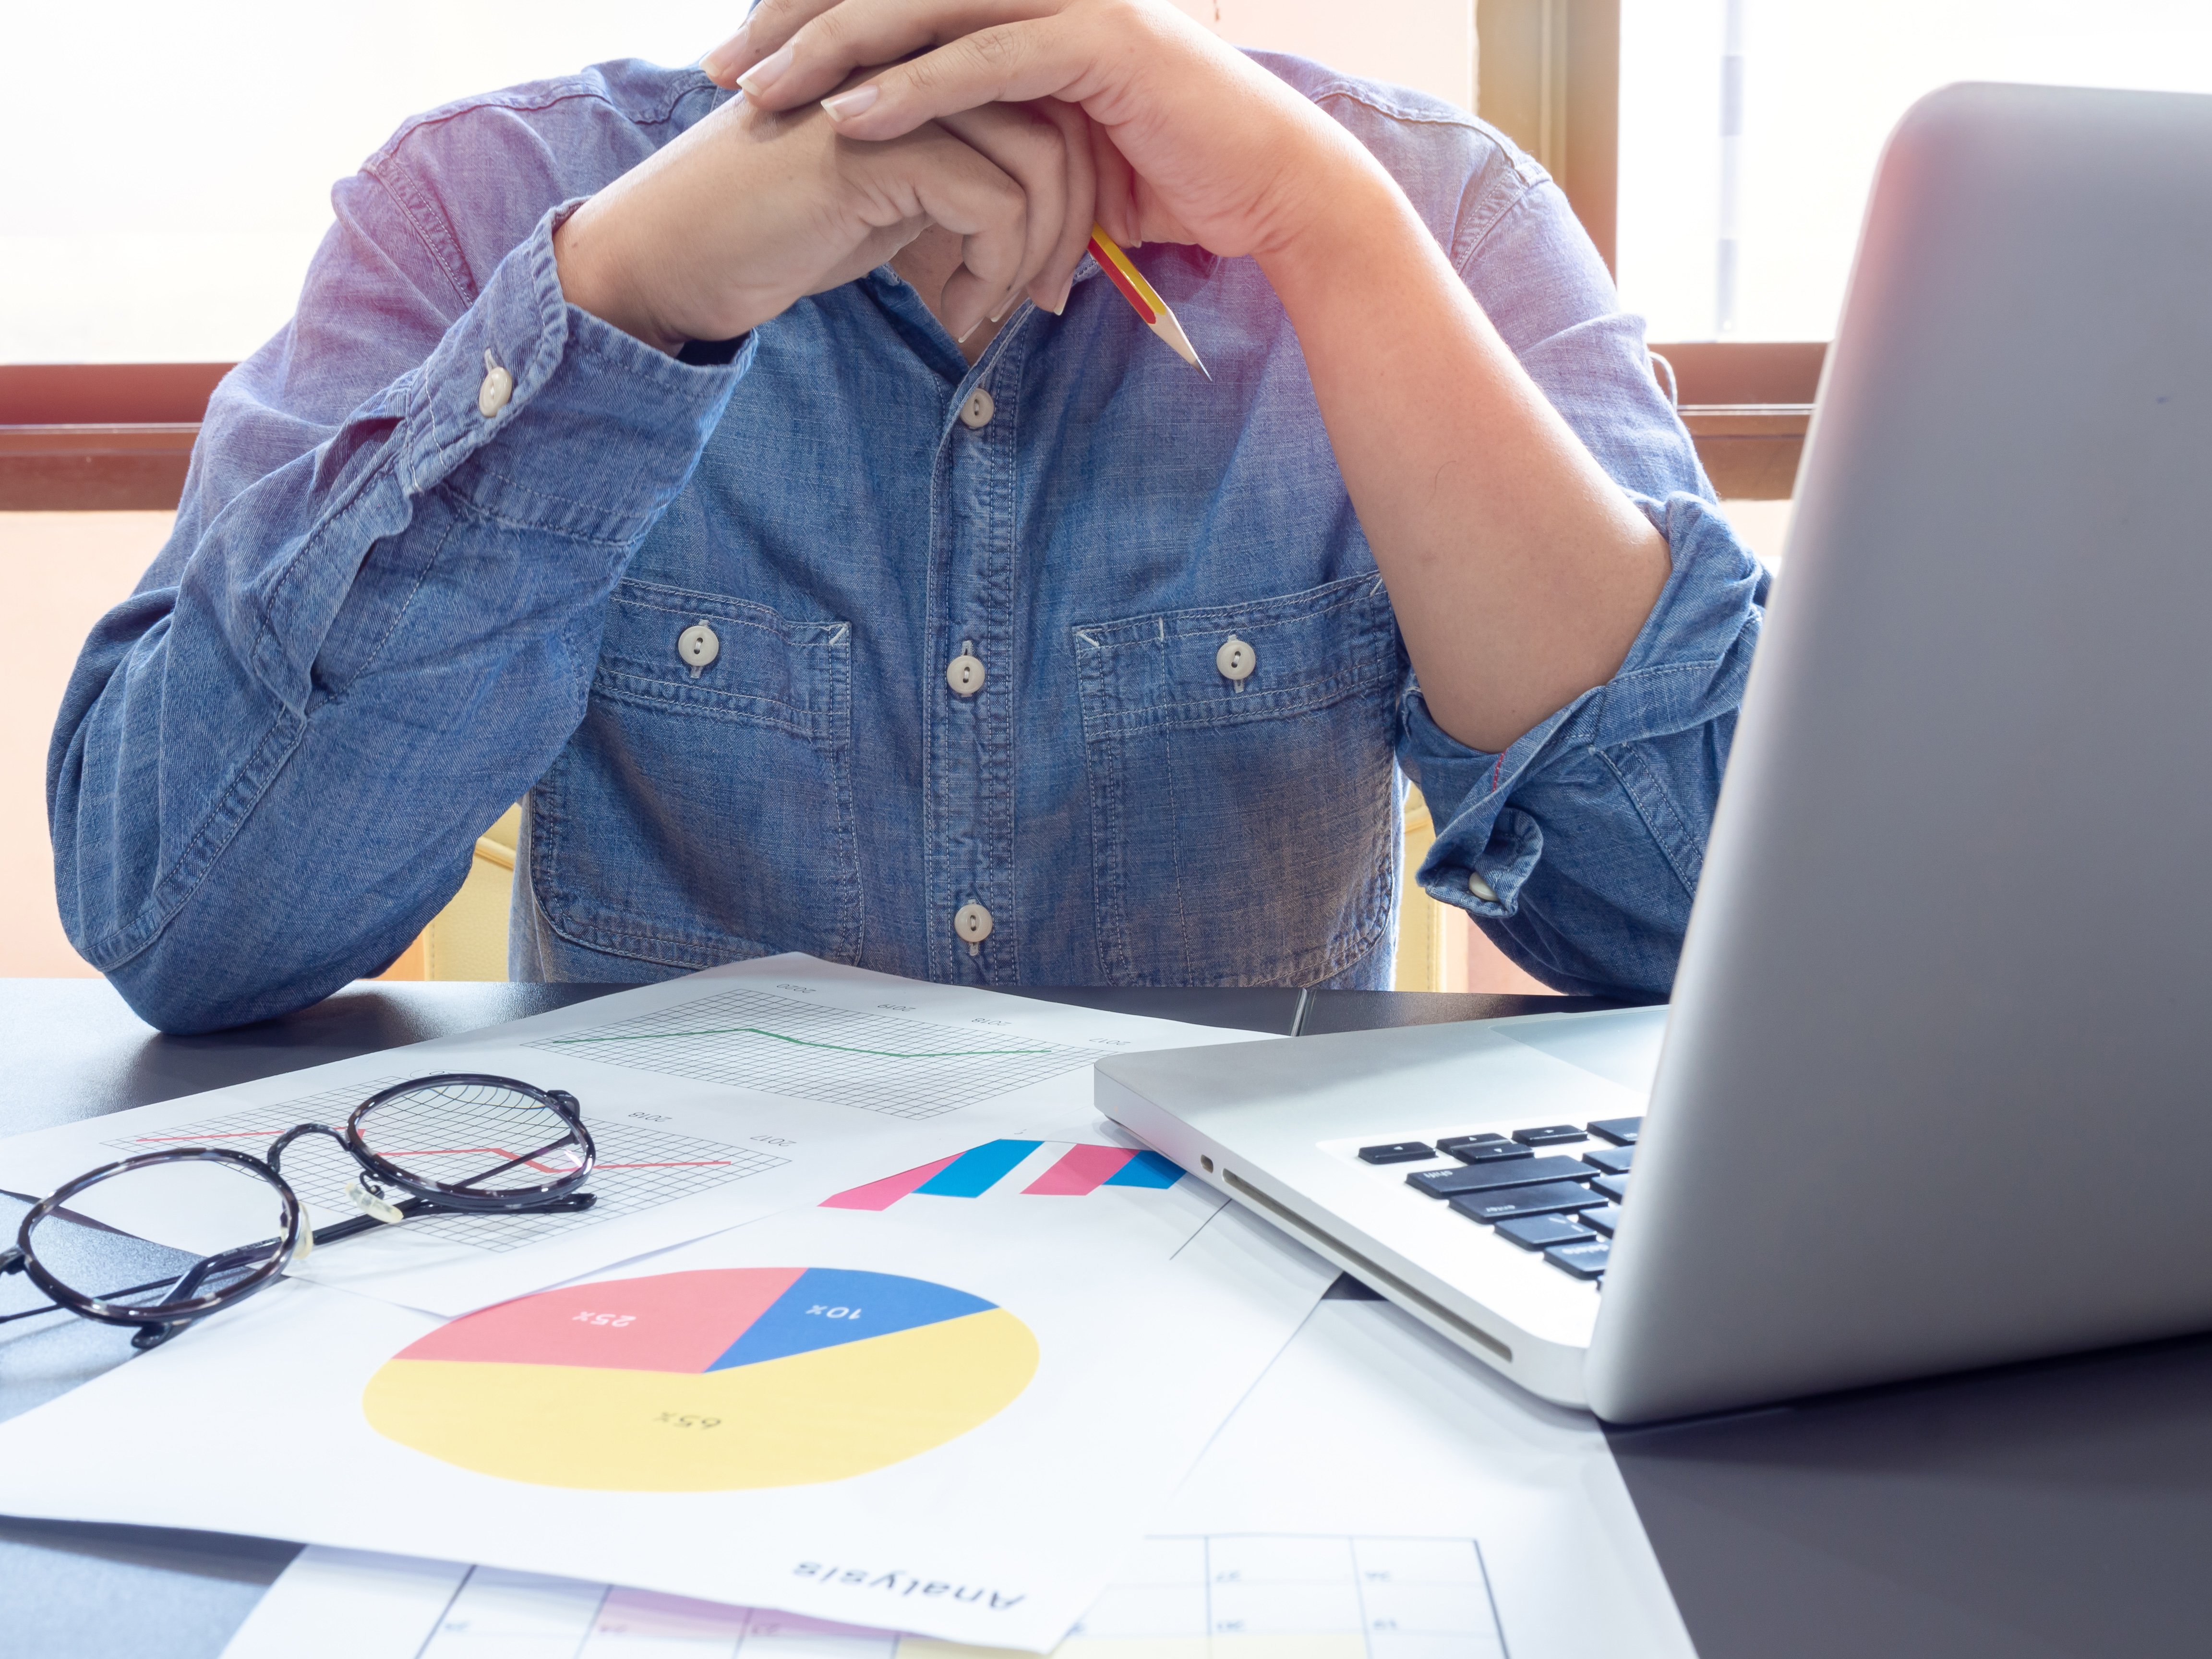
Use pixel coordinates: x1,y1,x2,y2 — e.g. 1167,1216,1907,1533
1402,489,1767,918
1401,688,1575,917
398,200,753,543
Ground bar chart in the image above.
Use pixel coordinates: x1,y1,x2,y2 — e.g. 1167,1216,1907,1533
822,1140,1185,1211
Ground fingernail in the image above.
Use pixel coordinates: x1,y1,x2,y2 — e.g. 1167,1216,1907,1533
821,83,881,121
1052,276,1074,315
699,24,746,81
737,43,793,96
988,295,1013,324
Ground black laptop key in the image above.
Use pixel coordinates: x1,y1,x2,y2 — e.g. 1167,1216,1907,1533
1451,1140,1534,1165
1436,1132,1507,1155
1580,1145,1635,1177
1448,1181,1608,1224
1494,1214,1596,1251
1587,1116,1642,1146
1512,1124,1587,1147
1358,1142,1437,1165
1591,1172,1630,1203
1406,1155,1597,1199
1544,1238,1611,1280
1579,1203,1622,1237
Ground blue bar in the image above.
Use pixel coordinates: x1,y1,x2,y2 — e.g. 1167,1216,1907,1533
914,1139,1043,1198
1103,1149,1183,1189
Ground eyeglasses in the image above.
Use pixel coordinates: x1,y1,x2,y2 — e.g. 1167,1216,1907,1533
0,1073,596,1351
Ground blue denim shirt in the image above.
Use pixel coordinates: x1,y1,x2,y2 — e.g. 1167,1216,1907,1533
49,53,1766,1034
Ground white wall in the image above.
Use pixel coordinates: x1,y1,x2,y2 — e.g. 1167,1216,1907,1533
1204,0,1475,110
1,2,1472,365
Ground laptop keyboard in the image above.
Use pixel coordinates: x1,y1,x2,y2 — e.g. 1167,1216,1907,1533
1354,1115,1640,1284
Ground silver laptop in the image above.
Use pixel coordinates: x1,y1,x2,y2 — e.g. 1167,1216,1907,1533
1098,81,2212,1424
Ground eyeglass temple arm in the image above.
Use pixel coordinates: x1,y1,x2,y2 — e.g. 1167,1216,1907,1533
0,1246,65,1326
304,1189,598,1252
0,1244,200,1327
5,1187,600,1341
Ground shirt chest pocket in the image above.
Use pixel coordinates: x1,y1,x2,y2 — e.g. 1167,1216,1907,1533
530,577,859,971
1074,573,1405,987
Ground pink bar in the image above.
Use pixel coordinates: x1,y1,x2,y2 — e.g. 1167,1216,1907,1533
1023,1143,1138,1196
821,1151,964,1211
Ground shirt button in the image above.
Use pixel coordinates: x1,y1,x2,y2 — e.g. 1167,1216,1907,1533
677,622,721,673
954,902,995,954
959,387,996,430
1215,636,1257,682
946,645,986,697
1468,870,1499,902
477,349,514,419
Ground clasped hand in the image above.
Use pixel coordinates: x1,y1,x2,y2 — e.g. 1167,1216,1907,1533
557,0,1368,352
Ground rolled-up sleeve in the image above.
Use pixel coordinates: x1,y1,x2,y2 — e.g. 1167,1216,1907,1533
1392,145,1768,998
1402,495,1767,996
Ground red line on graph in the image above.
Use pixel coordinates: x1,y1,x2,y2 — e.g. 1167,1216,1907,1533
130,1137,727,1173
366,1143,585,1174
594,1160,734,1169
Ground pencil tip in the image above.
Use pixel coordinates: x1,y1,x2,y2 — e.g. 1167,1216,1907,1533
1158,320,1210,380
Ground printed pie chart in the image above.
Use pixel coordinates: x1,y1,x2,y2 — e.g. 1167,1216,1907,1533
362,1267,1038,1491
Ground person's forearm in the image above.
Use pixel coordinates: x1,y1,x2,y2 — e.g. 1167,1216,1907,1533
1256,155,1671,755
51,231,745,1033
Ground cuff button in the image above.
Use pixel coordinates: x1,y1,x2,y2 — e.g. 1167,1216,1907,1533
477,349,515,419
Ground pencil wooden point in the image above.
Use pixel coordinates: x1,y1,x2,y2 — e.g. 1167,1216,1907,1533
1088,226,1211,377
1150,311,1211,380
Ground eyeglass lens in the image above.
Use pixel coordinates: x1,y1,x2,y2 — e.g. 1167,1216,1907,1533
354,1079,586,1198
25,1158,291,1311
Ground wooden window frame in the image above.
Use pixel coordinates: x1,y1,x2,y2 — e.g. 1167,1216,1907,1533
2,4,1813,510
0,363,228,510
1480,0,1815,496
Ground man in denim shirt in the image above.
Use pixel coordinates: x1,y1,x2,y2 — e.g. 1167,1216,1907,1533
49,0,1765,1034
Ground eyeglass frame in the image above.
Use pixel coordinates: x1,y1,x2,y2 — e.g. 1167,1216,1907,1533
0,1072,597,1350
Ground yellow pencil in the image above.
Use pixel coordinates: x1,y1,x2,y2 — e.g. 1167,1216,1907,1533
1087,225,1211,379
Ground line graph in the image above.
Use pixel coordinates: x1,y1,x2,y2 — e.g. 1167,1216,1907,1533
105,1080,789,1254
525,988,1100,1118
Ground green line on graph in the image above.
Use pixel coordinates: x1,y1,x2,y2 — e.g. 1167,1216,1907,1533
544,1026,1055,1060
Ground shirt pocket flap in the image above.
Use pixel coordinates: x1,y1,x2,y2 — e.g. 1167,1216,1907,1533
1072,572,1399,732
595,577,849,734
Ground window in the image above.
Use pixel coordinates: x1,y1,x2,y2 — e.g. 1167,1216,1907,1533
1615,0,2212,343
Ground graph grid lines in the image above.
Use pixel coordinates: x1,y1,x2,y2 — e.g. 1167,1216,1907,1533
524,989,1100,1118
1075,1533,1508,1659
402,1533,1506,1659
107,1080,789,1254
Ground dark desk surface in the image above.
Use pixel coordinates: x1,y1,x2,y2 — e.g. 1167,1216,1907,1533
5,978,2211,1659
